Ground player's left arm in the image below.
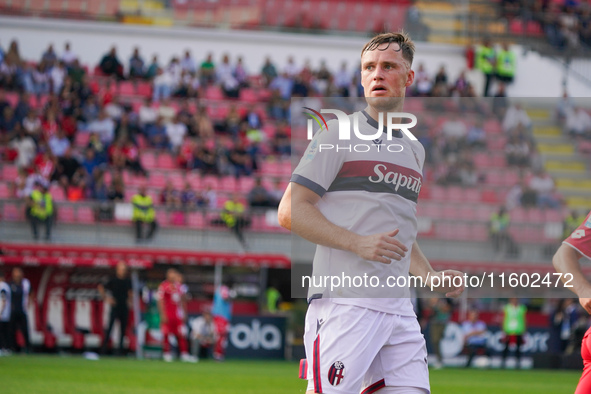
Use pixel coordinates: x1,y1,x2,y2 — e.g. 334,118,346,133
409,241,465,297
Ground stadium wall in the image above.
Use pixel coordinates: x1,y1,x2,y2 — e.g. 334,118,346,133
2,16,589,97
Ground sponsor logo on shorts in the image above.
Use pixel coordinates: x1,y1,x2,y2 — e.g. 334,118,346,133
328,361,345,386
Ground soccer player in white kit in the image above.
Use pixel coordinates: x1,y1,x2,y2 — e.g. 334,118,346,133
278,32,465,394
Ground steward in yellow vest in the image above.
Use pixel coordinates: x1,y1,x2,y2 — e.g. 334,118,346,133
132,186,157,241
29,182,53,240
495,43,516,84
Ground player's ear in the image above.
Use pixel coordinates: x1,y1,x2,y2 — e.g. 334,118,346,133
405,69,415,87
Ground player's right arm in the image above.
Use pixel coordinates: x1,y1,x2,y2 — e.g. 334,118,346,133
279,182,407,264
553,243,591,314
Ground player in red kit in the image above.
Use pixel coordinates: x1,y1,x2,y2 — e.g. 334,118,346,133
157,269,196,363
552,210,591,393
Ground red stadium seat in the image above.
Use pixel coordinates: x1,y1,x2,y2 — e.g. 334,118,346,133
481,189,498,204
219,176,238,192
187,212,205,228
1,164,18,180
77,206,95,224
0,181,10,198
2,202,22,221
156,153,176,169
58,206,76,223
141,151,157,169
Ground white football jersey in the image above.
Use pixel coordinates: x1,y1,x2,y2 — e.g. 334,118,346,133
292,110,425,316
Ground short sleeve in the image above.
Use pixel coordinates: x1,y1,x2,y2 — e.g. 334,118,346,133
291,119,346,197
563,211,591,260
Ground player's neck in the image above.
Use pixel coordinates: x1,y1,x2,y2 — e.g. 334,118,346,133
364,103,405,126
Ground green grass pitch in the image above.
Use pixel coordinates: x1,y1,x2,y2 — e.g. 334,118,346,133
0,355,582,393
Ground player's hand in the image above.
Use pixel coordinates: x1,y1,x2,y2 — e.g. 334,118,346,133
429,270,465,298
580,298,591,315
107,297,116,307
352,229,408,264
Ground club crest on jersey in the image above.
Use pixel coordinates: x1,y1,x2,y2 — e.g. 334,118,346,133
328,361,345,386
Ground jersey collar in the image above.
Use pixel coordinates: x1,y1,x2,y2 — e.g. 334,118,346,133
361,110,403,139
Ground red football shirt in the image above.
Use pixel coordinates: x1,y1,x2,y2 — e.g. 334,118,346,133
563,210,591,260
157,281,183,320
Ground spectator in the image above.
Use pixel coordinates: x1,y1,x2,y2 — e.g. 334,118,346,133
166,114,188,153
234,56,248,87
489,206,513,254
9,128,36,168
564,107,591,138
268,179,284,207
108,178,125,202
462,310,490,368
152,67,174,103
105,95,124,121
248,178,274,208
227,140,252,178
556,91,574,123
145,116,169,150
98,261,132,355
414,63,432,96
28,182,53,241
202,184,217,210
261,57,278,86
459,161,479,187
441,113,468,140
466,119,486,149
180,50,196,74
334,61,352,97
61,42,77,66
41,44,57,66
476,38,496,97
503,103,532,134
243,104,263,130
501,298,527,369
180,181,197,209
145,55,159,80
199,53,216,86
271,121,291,157
87,109,116,146
8,267,31,353
50,61,67,94
138,97,158,130
128,47,145,79
433,65,448,86
48,128,71,158
14,92,30,123
504,135,530,167
160,181,179,208
283,56,299,78
31,63,50,98
131,185,157,241
99,46,124,79
550,298,579,355
157,97,176,123
529,169,561,209
265,283,282,314
190,309,216,360
427,298,451,369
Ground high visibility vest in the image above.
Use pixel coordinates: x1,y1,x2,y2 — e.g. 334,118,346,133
476,45,495,75
564,215,583,238
221,200,244,227
131,194,155,222
490,212,510,233
31,190,53,220
503,304,526,335
496,49,516,77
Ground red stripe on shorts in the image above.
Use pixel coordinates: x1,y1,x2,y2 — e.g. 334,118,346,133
361,379,386,394
313,335,322,393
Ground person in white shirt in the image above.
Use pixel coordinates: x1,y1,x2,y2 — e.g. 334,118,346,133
61,42,77,66
9,128,36,168
565,107,591,137
180,50,196,74
105,96,124,121
190,309,217,360
138,97,158,129
441,114,468,139
166,115,188,153
529,170,560,209
87,110,115,146
334,61,352,96
283,56,299,78
50,61,67,94
461,310,489,368
0,271,11,355
503,104,532,134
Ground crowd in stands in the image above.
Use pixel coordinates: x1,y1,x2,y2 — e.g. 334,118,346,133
501,0,591,50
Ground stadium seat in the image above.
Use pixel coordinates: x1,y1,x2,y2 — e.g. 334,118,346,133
0,181,10,198
141,151,157,170
156,153,176,169
77,206,95,224
481,189,498,204
58,206,76,223
2,202,23,221
1,164,18,180
187,211,205,228
219,176,238,192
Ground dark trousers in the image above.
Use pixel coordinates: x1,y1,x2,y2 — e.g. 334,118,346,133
10,311,30,351
0,321,10,350
30,216,52,240
134,220,157,240
483,73,494,97
103,307,129,353
502,334,523,367
465,343,490,367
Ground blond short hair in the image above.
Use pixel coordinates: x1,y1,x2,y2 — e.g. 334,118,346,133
361,31,415,66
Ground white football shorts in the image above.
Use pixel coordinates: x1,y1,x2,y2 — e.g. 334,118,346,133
300,298,430,394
